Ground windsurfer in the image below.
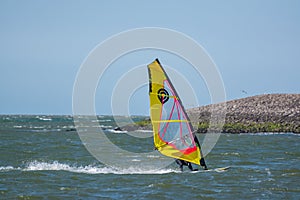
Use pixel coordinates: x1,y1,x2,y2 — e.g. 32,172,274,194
175,159,197,171
148,59,209,172
175,158,207,171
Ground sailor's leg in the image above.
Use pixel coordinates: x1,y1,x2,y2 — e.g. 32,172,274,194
179,165,183,171
200,158,208,170
175,159,184,171
187,162,194,171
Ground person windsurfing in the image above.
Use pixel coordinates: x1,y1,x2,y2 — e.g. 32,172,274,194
148,59,208,172
175,135,208,171
175,159,196,171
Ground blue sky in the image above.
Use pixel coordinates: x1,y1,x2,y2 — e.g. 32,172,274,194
1,0,299,115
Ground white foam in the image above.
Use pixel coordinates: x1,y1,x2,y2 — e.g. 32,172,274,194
136,130,153,133
98,119,112,122
221,152,240,156
0,161,176,174
131,159,141,162
106,129,128,134
99,125,112,129
146,155,160,158
0,166,16,171
36,116,52,121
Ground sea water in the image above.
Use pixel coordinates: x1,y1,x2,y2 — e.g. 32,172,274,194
0,115,299,199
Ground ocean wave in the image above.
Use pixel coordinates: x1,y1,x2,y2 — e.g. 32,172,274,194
13,125,23,128
36,116,52,121
98,119,112,122
100,125,112,129
106,129,128,134
135,130,153,133
0,161,176,175
131,159,141,162
221,152,240,156
146,155,160,158
0,166,18,171
91,119,112,123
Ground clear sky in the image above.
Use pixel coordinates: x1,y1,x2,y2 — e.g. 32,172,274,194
1,0,299,115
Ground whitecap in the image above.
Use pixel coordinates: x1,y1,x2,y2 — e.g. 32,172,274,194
136,130,153,133
146,155,160,158
0,166,15,171
131,159,141,162
36,116,52,121
21,160,176,174
106,129,128,134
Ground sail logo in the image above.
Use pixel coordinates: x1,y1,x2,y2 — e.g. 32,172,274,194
157,88,169,104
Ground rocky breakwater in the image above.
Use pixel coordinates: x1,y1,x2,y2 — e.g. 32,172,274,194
187,94,300,133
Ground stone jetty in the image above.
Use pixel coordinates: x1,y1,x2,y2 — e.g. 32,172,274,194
121,94,300,133
187,94,300,133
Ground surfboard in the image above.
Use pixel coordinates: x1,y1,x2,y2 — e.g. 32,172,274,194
214,166,230,172
189,166,230,173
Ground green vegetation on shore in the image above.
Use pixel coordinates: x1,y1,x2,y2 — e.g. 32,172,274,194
135,119,151,127
129,120,300,133
197,122,300,133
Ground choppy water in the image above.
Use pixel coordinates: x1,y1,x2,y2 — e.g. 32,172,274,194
0,115,299,199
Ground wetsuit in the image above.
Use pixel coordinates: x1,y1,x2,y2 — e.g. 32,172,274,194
175,159,197,171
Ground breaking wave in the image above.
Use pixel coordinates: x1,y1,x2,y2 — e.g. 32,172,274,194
0,161,177,175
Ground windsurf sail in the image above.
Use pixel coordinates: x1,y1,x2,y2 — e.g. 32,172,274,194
147,59,207,169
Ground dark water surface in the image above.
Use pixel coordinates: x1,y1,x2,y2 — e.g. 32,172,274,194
0,115,299,199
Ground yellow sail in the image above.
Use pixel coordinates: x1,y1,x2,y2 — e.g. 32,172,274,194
147,59,205,165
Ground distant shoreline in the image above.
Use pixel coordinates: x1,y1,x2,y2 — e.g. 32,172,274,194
122,94,300,134
2,94,299,134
